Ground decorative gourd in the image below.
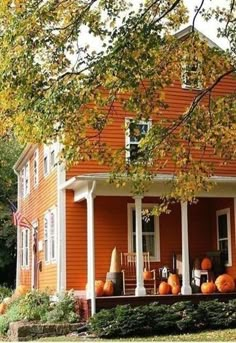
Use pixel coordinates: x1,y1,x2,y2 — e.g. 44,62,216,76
171,285,181,295
103,280,114,296
167,273,180,287
201,281,216,294
201,257,212,270
0,303,6,315
215,274,235,293
143,269,153,280
158,281,171,295
14,285,28,297
109,247,121,273
95,280,104,297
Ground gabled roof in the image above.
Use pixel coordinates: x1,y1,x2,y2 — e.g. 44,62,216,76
14,143,37,172
174,25,221,49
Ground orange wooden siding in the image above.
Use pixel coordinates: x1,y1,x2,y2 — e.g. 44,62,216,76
67,76,236,179
18,144,58,290
66,196,235,291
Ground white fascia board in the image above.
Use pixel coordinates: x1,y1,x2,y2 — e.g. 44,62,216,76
14,144,38,172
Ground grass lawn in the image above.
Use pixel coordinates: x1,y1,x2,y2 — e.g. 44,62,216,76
37,328,236,341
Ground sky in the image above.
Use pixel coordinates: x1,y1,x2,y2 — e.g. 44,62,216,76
183,0,230,50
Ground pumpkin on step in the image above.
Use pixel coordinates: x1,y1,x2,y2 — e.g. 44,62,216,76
201,257,212,270
215,274,235,293
201,281,216,294
158,281,171,295
167,273,180,288
103,280,114,296
95,280,105,297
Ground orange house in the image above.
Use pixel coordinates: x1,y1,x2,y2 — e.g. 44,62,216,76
14,27,236,315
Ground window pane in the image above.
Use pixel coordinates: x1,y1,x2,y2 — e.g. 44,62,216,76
219,239,228,264
218,214,228,239
143,216,154,233
130,123,148,142
143,234,155,256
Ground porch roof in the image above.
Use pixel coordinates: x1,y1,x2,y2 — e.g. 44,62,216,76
60,173,236,201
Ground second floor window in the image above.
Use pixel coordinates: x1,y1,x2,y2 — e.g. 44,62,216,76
181,61,202,90
44,143,57,176
20,162,30,198
125,119,151,162
33,149,39,186
44,208,56,263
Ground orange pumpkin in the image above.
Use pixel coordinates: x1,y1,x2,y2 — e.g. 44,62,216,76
167,274,180,287
0,303,7,315
103,280,114,296
143,270,153,280
95,280,104,297
14,285,28,297
171,285,181,295
201,281,216,294
158,281,171,295
201,257,212,270
215,274,235,293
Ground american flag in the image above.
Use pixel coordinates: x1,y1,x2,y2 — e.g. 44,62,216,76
10,202,32,229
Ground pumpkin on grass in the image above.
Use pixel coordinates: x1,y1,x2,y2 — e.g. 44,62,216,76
103,280,114,296
0,303,7,315
201,281,216,294
158,281,171,295
215,274,235,293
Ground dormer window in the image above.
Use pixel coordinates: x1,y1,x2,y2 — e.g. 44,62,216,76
125,119,151,162
181,61,202,90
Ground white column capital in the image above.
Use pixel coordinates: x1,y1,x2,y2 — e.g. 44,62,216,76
133,195,144,200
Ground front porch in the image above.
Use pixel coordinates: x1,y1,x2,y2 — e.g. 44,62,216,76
79,292,236,319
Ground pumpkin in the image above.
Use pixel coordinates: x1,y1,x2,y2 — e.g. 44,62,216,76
171,285,181,295
143,270,153,280
158,281,171,295
0,303,6,315
103,280,114,296
201,257,212,270
201,281,216,294
215,274,235,293
95,280,104,297
14,285,28,297
167,273,180,287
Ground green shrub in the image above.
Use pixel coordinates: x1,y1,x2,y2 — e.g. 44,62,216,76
0,286,12,302
0,298,22,335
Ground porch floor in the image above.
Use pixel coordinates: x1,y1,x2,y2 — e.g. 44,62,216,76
80,292,236,319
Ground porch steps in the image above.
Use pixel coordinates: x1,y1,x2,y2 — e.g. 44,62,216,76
124,278,157,295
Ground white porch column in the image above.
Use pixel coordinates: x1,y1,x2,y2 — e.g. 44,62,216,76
134,196,146,296
86,181,96,315
181,201,192,295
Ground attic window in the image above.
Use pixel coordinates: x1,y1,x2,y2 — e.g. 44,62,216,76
181,61,202,90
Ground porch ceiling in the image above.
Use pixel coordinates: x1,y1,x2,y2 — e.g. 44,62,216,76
60,173,236,202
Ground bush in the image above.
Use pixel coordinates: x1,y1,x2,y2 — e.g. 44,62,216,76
0,286,12,302
88,300,236,338
0,289,79,336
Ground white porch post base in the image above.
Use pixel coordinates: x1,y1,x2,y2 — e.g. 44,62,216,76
134,195,146,297
135,286,146,296
180,201,192,295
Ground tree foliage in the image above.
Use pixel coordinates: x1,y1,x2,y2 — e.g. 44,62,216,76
0,0,235,205
0,136,22,286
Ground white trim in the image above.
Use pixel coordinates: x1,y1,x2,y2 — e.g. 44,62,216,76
20,228,30,269
15,171,20,287
180,201,192,295
33,149,39,187
44,207,57,264
127,203,160,262
31,220,38,289
216,208,232,267
57,159,66,292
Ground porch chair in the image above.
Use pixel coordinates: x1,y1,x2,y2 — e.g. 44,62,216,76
121,252,156,295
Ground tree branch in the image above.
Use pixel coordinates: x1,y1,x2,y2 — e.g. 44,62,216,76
192,0,205,32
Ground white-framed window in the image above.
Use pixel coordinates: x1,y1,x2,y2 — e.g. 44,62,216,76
216,208,232,266
128,203,160,261
125,118,151,162
44,208,57,263
44,143,57,176
33,149,39,186
20,162,30,198
21,228,30,268
181,61,202,90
